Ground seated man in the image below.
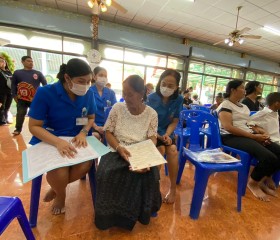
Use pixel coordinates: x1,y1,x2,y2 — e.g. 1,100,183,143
249,92,280,144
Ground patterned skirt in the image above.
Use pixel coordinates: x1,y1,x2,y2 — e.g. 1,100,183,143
94,152,162,231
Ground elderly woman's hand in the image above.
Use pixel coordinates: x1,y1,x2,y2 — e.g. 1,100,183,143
253,134,270,144
72,133,88,148
117,146,131,162
129,166,150,173
56,138,77,158
162,134,172,145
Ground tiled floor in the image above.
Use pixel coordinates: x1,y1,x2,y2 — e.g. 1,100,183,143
1,118,280,240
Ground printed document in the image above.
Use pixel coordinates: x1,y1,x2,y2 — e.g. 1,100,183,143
22,136,110,183
126,139,167,170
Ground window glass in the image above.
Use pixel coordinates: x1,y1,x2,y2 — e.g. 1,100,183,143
0,46,27,70
124,64,144,80
189,61,204,73
205,64,231,77
29,32,62,51
124,49,145,65
215,78,229,97
145,53,166,67
63,54,87,64
63,37,91,55
232,69,244,79
262,84,277,98
99,60,123,101
168,57,184,70
256,74,273,84
31,51,62,84
146,68,165,88
187,73,203,97
99,44,123,61
0,26,29,47
246,71,255,81
200,76,216,104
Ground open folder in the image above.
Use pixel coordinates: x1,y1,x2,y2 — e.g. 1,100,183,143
125,139,167,171
22,136,110,183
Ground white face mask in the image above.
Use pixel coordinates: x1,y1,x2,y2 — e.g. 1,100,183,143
95,77,107,87
69,81,90,96
160,86,174,97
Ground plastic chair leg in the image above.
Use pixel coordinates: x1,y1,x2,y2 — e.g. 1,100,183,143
16,198,35,240
176,156,187,184
272,171,280,187
164,164,168,176
29,175,42,228
88,163,96,208
237,170,243,212
189,168,211,219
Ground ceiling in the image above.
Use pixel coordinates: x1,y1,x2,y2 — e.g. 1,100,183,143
10,0,280,62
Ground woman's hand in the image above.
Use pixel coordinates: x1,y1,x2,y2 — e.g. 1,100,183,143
72,132,88,148
252,126,266,134
94,125,104,135
56,138,77,158
129,166,150,173
162,134,172,145
253,133,270,144
117,146,131,162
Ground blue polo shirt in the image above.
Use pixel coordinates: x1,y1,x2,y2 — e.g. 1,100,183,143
147,92,183,136
90,85,117,126
29,81,96,145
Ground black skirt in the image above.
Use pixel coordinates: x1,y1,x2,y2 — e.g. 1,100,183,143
95,152,162,231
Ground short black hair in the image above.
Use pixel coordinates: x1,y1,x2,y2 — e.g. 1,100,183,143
93,66,106,75
56,58,92,83
224,80,244,98
155,69,181,100
245,81,261,96
21,56,32,62
183,90,189,94
266,92,280,106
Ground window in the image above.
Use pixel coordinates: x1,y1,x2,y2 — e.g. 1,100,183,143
232,69,243,79
31,51,62,84
187,73,203,95
124,64,144,80
205,64,231,77
256,74,273,84
246,71,255,81
29,32,62,51
99,44,123,61
168,57,184,70
63,37,91,55
146,68,165,87
0,46,27,70
200,76,216,104
189,61,204,73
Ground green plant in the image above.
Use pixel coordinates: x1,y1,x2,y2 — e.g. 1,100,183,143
0,52,15,73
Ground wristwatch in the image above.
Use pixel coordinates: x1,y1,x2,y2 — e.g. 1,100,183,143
80,128,89,135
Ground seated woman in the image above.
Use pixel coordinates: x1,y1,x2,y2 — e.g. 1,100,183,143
90,66,117,140
95,75,161,231
241,81,263,111
28,58,96,215
217,80,280,202
147,69,183,204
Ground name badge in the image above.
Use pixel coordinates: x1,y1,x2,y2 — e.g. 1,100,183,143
76,117,88,125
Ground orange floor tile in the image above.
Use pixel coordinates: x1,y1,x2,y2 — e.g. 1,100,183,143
1,118,280,240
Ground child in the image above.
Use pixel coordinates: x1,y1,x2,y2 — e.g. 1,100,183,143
192,94,202,105
249,92,280,144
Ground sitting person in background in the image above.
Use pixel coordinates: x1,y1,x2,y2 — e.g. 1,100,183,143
143,83,155,102
217,80,280,202
210,92,223,111
249,92,280,144
192,94,202,105
90,66,116,140
147,69,183,204
256,95,265,110
28,58,96,215
95,75,161,230
183,90,193,109
242,81,262,111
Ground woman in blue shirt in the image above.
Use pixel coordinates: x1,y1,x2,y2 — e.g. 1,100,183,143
90,66,116,140
28,58,96,215
147,69,183,204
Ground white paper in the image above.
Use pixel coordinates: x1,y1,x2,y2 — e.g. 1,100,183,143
184,148,240,163
126,139,167,170
23,136,109,182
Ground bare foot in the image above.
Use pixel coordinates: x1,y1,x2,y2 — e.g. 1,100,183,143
247,181,270,202
52,195,66,215
43,188,56,202
163,189,176,204
265,177,277,190
259,182,278,197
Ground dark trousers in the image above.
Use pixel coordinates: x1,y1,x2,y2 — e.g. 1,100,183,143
15,99,31,132
0,92,13,124
222,135,280,181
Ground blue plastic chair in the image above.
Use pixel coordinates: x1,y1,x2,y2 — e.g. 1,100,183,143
29,164,96,228
176,110,247,219
0,196,35,239
250,111,257,116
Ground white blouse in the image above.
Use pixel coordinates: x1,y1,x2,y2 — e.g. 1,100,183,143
217,99,251,134
104,102,158,148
